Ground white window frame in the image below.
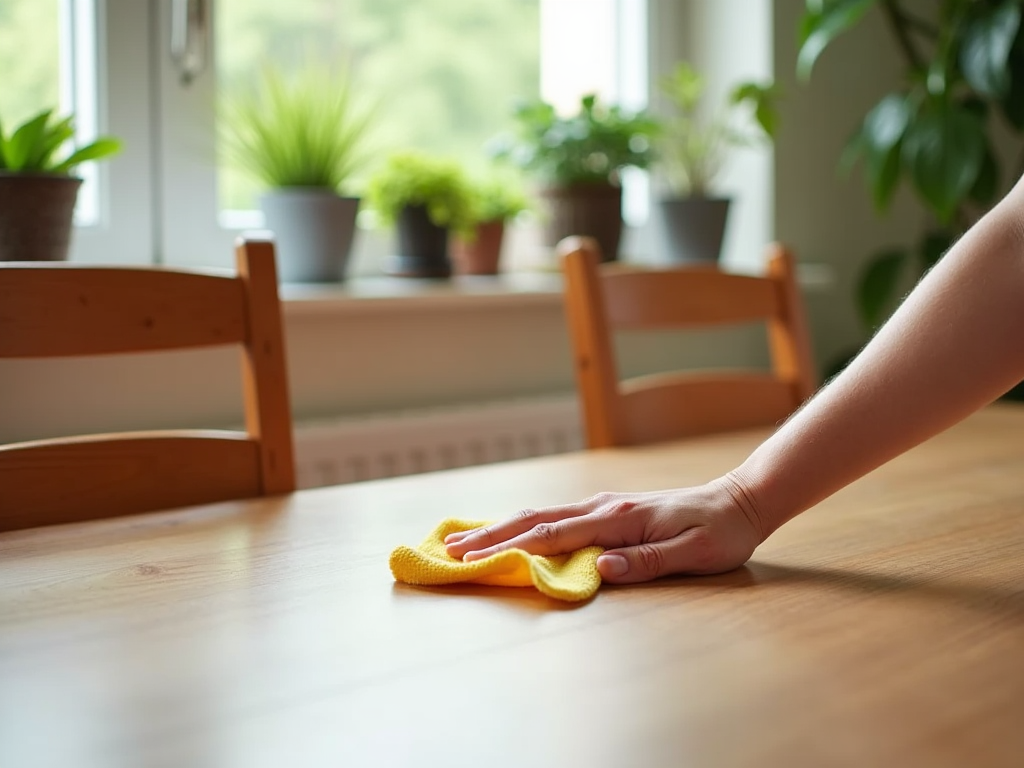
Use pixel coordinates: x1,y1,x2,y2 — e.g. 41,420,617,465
67,0,774,276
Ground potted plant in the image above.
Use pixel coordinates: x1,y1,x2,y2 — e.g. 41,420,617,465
222,64,375,283
491,94,658,262
657,61,777,264
0,109,121,261
796,0,1024,400
366,151,475,278
450,174,530,275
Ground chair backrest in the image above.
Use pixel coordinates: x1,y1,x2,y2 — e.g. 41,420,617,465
561,236,817,448
0,238,296,532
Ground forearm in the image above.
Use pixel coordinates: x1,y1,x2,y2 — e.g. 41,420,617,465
734,184,1024,534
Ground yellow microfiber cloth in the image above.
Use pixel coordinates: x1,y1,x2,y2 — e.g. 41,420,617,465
389,518,604,603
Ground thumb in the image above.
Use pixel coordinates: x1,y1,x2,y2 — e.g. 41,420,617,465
597,529,711,584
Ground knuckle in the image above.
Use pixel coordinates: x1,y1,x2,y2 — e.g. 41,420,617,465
513,508,538,524
603,499,637,520
634,544,665,576
531,522,559,543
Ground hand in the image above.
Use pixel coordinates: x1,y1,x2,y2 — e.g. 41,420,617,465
444,476,767,585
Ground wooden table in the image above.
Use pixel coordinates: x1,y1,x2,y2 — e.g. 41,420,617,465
3,406,1024,768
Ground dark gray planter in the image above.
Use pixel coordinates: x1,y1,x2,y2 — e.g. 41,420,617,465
0,172,82,261
659,197,731,264
260,188,360,283
387,204,452,278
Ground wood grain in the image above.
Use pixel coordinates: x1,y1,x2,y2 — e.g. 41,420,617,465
560,237,818,448
0,432,261,532
0,239,295,531
235,238,296,495
0,263,247,357
1,404,1022,768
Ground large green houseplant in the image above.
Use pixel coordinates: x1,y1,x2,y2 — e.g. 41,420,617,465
491,93,658,261
0,109,120,261
798,0,1024,339
222,64,375,282
657,61,777,263
367,151,475,278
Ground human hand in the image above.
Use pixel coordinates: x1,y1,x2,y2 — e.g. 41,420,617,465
444,476,767,584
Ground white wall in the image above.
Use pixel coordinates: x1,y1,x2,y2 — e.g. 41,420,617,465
772,0,926,369
0,291,768,443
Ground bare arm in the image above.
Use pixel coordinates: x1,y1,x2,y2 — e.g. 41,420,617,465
733,179,1024,535
446,181,1024,583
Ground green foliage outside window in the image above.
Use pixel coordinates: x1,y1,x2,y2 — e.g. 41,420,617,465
217,0,540,210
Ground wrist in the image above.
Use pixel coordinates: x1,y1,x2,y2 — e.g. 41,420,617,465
718,460,792,540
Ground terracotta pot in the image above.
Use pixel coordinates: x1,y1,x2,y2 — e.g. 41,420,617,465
0,173,82,261
387,204,452,278
450,220,505,275
539,183,622,262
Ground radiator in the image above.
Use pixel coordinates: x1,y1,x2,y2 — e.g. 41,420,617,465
294,394,583,488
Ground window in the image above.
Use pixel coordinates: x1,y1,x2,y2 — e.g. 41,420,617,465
17,1,661,270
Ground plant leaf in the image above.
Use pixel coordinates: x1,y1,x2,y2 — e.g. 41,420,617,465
961,2,1021,98
52,137,122,174
859,93,911,211
797,0,877,81
1001,31,1024,128
968,141,999,207
857,248,907,331
901,103,985,223
34,115,75,170
4,109,52,171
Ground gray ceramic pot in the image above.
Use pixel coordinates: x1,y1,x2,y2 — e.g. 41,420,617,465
260,188,360,282
0,173,82,261
659,197,731,264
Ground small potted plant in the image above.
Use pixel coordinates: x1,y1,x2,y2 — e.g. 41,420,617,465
0,109,121,261
490,94,658,261
657,61,777,263
450,174,530,275
222,64,375,283
366,151,475,278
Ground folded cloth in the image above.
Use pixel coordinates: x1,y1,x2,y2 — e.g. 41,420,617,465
389,518,604,602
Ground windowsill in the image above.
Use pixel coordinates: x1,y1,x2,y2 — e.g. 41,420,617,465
281,262,836,318
281,270,566,317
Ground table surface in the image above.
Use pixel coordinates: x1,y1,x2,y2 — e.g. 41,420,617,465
3,405,1024,768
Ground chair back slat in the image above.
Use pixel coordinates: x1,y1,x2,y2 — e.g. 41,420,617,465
0,266,247,358
0,433,262,532
619,373,797,446
0,239,296,532
560,236,817,448
603,269,780,329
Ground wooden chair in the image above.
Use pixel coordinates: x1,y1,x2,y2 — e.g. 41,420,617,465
561,236,817,448
0,238,296,532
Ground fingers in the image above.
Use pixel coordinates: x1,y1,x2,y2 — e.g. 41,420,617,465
457,514,603,562
444,504,590,559
597,526,741,584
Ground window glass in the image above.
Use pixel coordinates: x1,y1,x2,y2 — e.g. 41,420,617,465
0,0,61,126
215,0,541,212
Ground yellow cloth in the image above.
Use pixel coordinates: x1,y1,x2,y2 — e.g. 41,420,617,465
389,518,604,603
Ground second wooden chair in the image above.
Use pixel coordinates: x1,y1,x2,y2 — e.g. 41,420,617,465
561,236,817,448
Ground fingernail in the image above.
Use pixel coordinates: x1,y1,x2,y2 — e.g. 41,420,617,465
598,554,628,577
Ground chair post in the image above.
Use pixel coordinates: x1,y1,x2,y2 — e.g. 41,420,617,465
766,243,817,404
559,236,623,448
236,237,297,494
